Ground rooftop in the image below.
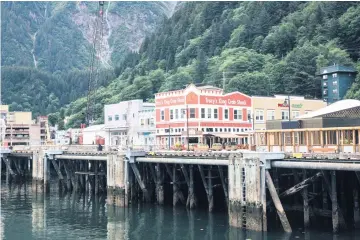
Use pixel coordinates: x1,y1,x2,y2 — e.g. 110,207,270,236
318,64,356,75
297,99,360,119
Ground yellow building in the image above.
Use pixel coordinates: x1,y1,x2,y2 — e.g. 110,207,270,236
7,112,32,125
251,95,327,130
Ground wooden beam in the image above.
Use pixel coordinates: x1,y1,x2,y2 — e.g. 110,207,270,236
180,164,190,187
198,165,209,196
130,163,150,202
51,159,64,180
173,164,180,206
218,166,228,208
2,157,15,175
265,170,292,233
155,163,164,205
280,172,322,197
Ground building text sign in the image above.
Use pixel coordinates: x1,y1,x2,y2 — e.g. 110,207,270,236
278,103,303,108
156,97,185,107
199,93,251,107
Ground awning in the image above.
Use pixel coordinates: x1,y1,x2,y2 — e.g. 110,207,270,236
211,133,242,138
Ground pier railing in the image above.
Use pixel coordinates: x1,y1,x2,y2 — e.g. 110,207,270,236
255,127,360,154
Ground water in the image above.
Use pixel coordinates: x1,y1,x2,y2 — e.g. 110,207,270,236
1,181,359,240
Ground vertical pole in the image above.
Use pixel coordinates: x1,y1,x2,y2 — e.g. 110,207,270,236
303,170,310,229
168,124,171,150
288,95,291,121
331,170,339,233
322,180,328,210
186,105,190,151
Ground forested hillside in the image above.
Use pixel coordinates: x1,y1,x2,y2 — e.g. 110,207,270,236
60,1,360,128
1,1,176,119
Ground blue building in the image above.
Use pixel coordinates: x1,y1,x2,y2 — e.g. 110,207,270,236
318,64,357,104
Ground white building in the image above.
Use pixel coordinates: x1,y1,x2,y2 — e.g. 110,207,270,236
104,100,155,149
0,119,5,145
54,130,70,145
82,124,106,145
68,128,82,144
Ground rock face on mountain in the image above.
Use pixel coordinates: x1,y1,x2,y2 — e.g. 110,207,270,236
1,1,177,73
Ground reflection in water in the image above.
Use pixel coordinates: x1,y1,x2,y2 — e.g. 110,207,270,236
1,181,360,240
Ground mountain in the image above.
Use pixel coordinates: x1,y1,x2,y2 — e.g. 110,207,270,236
1,1,177,73
1,1,176,119
60,1,360,128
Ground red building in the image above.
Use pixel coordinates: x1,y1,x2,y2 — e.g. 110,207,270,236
155,84,252,148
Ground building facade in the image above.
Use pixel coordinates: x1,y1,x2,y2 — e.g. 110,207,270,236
7,112,32,125
82,124,106,145
319,64,357,104
4,124,41,146
54,130,70,145
0,105,8,123
104,100,155,149
251,95,327,131
155,84,252,148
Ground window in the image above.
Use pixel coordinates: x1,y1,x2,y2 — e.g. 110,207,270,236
323,82,328,87
115,114,119,121
224,109,229,119
201,108,205,119
123,114,127,120
332,73,337,78
215,128,218,132
228,128,231,132
323,75,328,79
292,111,300,119
108,115,112,121
190,108,196,118
150,118,154,126
214,109,218,119
181,109,185,119
147,118,150,125
220,128,223,132
333,89,338,93
332,80,337,86
255,109,264,121
234,109,242,120
140,119,145,126
161,110,165,121
207,108,211,118
224,128,227,132
170,109,174,120
281,110,289,120
175,109,179,119
267,110,275,120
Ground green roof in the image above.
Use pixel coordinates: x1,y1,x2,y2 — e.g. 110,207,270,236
318,64,356,75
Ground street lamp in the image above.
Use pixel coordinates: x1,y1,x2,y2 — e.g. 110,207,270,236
283,95,291,121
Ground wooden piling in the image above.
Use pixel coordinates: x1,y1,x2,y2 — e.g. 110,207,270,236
95,161,99,195
303,170,310,229
173,164,180,206
265,170,292,233
208,167,214,212
188,165,196,209
354,186,360,229
155,163,164,205
331,171,339,233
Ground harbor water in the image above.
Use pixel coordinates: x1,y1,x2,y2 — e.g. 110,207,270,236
1,181,359,240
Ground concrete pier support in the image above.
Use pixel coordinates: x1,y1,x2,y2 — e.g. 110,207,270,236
107,154,128,207
228,155,264,231
32,151,45,193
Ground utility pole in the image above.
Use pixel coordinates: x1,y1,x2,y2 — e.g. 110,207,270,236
288,95,291,121
168,124,171,150
186,105,189,151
